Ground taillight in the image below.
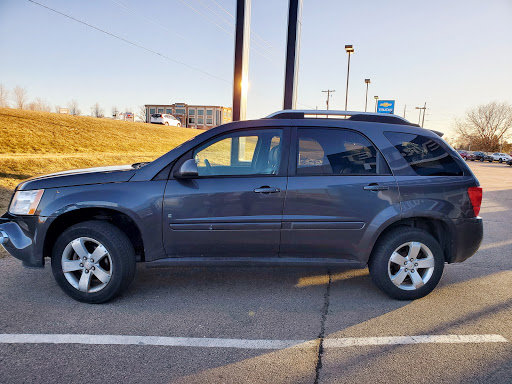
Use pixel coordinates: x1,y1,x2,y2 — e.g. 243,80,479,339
468,186,482,217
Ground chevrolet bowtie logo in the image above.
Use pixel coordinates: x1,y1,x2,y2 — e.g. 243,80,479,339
380,102,392,107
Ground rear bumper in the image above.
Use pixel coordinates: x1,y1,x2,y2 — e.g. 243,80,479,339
0,215,52,268
450,217,484,263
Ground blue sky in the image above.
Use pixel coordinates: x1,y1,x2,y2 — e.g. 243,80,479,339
1,0,511,136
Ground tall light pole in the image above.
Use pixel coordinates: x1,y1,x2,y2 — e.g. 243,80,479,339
232,0,251,121
374,96,379,112
344,45,354,111
283,0,303,110
364,79,371,112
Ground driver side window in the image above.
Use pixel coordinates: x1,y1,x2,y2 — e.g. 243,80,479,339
193,129,282,177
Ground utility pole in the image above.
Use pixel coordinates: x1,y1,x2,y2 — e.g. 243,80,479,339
415,102,427,127
322,90,335,110
421,102,427,127
403,104,406,118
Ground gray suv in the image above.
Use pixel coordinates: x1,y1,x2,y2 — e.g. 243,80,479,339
0,110,483,303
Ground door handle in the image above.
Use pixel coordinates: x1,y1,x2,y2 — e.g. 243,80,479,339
363,184,389,191
254,186,281,194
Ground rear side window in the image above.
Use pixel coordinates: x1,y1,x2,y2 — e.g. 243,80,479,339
297,128,379,175
384,132,463,176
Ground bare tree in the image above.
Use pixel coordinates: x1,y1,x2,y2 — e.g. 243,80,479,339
67,99,81,116
137,105,147,123
455,101,512,152
12,86,28,109
34,98,51,112
91,102,104,118
0,84,9,108
111,105,119,118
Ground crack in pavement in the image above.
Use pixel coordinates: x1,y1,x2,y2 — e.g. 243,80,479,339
314,269,331,384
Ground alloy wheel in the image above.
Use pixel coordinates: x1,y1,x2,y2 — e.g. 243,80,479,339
61,237,113,293
387,241,435,291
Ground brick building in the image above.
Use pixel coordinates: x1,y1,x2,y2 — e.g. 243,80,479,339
145,103,232,129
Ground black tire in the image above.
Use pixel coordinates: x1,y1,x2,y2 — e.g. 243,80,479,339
368,227,445,300
51,220,136,303
489,159,493,162
499,158,503,163
479,158,484,162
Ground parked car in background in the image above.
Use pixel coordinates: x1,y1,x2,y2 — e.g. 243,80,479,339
0,110,483,303
472,151,490,162
457,150,475,161
150,113,181,127
507,158,512,166
490,153,512,163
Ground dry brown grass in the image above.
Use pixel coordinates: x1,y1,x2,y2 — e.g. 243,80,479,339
0,108,202,215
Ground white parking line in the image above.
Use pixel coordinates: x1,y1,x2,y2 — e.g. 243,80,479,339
0,334,508,349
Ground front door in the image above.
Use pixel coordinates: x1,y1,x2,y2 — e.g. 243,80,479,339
163,127,288,257
281,127,401,263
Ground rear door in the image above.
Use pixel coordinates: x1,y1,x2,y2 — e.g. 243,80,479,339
281,127,401,263
163,127,289,257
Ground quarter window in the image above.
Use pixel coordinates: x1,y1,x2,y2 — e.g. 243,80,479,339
384,132,463,176
297,129,379,175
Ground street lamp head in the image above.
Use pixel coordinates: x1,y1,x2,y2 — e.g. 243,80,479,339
365,79,371,84
345,45,354,53
374,96,379,100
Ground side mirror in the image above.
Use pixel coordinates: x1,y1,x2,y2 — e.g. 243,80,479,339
175,159,198,178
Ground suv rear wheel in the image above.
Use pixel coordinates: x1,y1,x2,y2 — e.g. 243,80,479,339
51,220,136,303
369,227,444,300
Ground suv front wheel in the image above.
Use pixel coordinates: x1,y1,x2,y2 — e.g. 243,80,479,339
369,227,445,300
51,220,136,303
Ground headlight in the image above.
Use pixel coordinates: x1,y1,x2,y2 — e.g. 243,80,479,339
9,190,45,215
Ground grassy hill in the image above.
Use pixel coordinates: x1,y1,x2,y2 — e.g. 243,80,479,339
0,108,201,213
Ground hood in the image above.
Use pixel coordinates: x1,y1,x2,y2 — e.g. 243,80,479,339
17,165,137,191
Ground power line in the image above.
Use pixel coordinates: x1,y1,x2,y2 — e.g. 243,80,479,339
28,0,231,84
177,0,233,36
206,0,281,56
176,0,277,64
109,0,189,42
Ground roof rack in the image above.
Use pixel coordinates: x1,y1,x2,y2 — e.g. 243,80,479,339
265,109,418,127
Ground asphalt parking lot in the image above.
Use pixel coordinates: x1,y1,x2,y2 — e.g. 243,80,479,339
0,161,511,384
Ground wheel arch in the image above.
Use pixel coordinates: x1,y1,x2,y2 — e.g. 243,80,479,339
43,207,145,262
369,217,454,264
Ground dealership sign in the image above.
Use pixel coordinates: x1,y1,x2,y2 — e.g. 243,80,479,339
377,100,395,114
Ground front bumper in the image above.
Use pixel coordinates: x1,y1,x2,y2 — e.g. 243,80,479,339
0,215,52,268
